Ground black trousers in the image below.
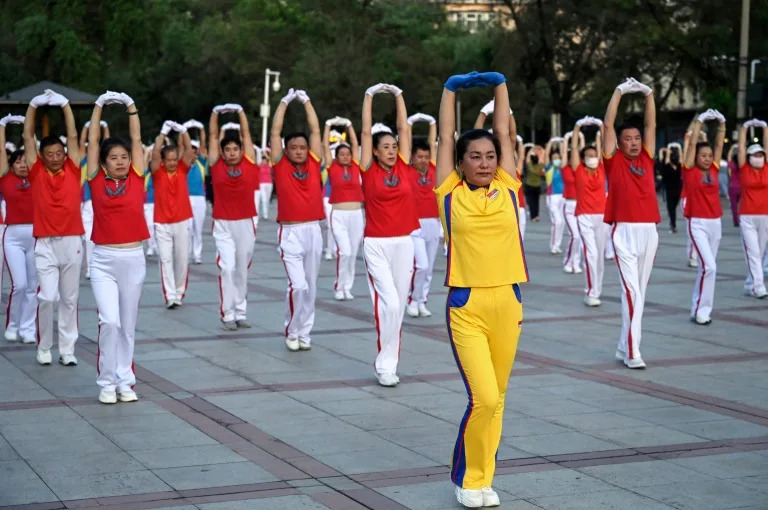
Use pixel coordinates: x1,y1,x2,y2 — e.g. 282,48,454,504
524,184,541,219
666,188,681,229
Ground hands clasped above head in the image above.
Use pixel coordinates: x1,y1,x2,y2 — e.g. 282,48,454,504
480,99,512,116
743,118,767,129
326,116,352,127
280,88,311,105
0,114,25,127
615,77,653,96
576,116,603,128
444,72,505,92
30,89,70,108
221,122,241,132
407,113,436,126
697,109,726,123
365,83,403,97
94,91,134,108
183,120,204,130
212,103,243,114
160,121,187,136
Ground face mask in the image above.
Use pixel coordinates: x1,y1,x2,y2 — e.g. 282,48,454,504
552,158,562,167
585,157,599,169
531,156,539,164
749,155,765,168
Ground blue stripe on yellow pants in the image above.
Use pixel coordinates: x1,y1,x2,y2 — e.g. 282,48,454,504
447,284,523,489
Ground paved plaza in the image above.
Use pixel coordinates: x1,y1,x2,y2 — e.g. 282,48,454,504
1,200,767,510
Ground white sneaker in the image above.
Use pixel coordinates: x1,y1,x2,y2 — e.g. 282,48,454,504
418,304,432,317
555,248,563,254
343,290,354,300
694,315,712,325
193,258,202,265
333,290,345,301
298,340,311,351
687,257,699,268
455,486,483,508
624,357,647,369
323,250,333,261
550,248,558,255
59,354,78,366
20,336,36,344
147,248,156,257
285,337,300,352
4,330,18,342
376,373,399,387
36,349,52,365
615,349,626,361
117,389,138,402
563,266,574,274
173,300,182,307
584,296,601,307
574,267,583,274
481,487,501,507
99,390,117,404
406,303,419,317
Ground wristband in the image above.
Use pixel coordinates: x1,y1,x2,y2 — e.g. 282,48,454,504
128,110,139,116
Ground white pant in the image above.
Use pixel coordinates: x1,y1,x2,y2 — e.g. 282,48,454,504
35,235,82,355
4,225,37,339
82,200,94,273
740,215,768,296
278,222,323,343
214,218,256,322
519,206,527,240
563,199,582,270
688,217,721,320
612,223,658,361
257,183,273,219
546,194,565,252
578,214,608,299
330,209,364,293
409,218,441,305
91,246,145,392
155,221,190,304
189,195,207,262
681,198,698,263
364,236,414,375
0,224,5,299
323,197,336,255
605,227,615,259
144,204,157,253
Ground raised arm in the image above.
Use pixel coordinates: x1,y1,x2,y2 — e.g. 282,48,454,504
23,104,39,166
427,120,437,162
79,123,89,157
492,83,514,175
304,99,323,161
0,123,8,173
208,110,220,164
435,88,456,187
738,124,748,167
508,111,518,154
596,128,603,160
764,124,768,156
542,139,553,166
150,131,164,172
713,116,726,165
199,126,208,158
644,93,656,156
322,123,333,166
179,130,196,167
127,102,142,172
86,106,103,179
684,119,702,168
602,88,622,157
270,101,288,164
474,111,487,130
515,134,525,177
570,123,581,169
239,109,256,162
360,93,373,169
347,123,359,162
395,93,410,162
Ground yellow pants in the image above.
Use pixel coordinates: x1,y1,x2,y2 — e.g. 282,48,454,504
447,284,523,489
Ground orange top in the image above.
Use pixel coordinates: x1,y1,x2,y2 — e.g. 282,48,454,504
153,160,194,223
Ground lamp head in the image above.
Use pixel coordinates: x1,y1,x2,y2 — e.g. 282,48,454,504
272,77,281,92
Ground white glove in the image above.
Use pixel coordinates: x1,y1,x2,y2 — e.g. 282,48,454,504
0,114,14,127
516,135,523,143
160,121,173,136
280,88,296,105
616,78,636,95
184,120,204,130
100,120,108,128
46,89,69,107
171,121,187,133
633,79,653,96
213,105,228,114
564,131,573,141
711,109,726,123
481,100,495,116
750,119,768,128
295,90,310,104
371,122,392,135
326,116,351,127
382,84,403,96
586,116,603,126
668,142,682,151
119,92,135,107
697,109,716,123
550,137,564,143
365,83,386,96
29,91,50,109
5,142,16,152
221,122,241,131
95,91,124,107
407,113,436,125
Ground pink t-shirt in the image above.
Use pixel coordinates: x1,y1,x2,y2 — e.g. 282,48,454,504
259,162,272,184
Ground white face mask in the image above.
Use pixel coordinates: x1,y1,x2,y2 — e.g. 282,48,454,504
749,155,765,168
585,157,599,169
552,158,562,167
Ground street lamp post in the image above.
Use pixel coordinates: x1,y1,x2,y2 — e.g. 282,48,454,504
260,68,281,150
736,0,750,124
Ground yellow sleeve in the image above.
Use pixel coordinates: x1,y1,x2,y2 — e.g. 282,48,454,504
495,167,521,192
434,169,461,200
244,154,255,164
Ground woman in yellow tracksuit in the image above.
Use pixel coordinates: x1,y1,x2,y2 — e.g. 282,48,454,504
435,72,528,509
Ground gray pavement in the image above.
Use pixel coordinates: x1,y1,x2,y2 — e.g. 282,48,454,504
1,198,767,509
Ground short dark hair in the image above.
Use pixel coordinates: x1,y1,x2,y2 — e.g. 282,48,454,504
220,135,242,151
39,135,64,153
284,132,308,147
616,119,643,140
334,143,351,159
9,149,25,167
695,142,712,158
456,129,500,165
99,137,131,166
372,131,396,151
161,145,179,160
412,140,430,155
580,145,598,159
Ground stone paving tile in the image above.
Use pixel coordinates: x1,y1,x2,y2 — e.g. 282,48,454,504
154,461,277,490
578,459,718,488
0,459,58,506
666,452,768,479
494,468,617,498
130,444,249,469
529,489,677,509
509,431,623,457
314,444,438,474
44,469,172,501
377,479,517,509
631,479,768,510
198,495,331,509
583,425,706,447
110,427,219,451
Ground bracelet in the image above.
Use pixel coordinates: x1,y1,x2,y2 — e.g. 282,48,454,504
128,110,139,116
717,128,726,132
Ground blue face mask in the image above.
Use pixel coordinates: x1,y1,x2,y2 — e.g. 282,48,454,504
552,158,562,167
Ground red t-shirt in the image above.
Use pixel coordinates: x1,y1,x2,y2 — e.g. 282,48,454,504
211,156,259,220
259,162,272,184
153,160,193,224
89,168,150,244
328,161,364,204
274,152,325,223
562,165,577,199
0,173,34,224
574,163,607,216
739,163,768,215
410,163,439,219
29,157,85,237
682,164,722,219
362,155,420,237
517,169,526,208
603,148,660,224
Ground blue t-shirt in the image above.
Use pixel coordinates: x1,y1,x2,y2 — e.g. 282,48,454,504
546,164,564,195
187,156,207,196
144,169,154,204
80,157,92,201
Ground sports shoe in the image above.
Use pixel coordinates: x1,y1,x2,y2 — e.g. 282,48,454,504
99,390,117,404
376,373,399,387
584,296,601,307
323,250,333,261
285,337,300,351
555,248,563,254
615,349,626,361
343,290,354,300
20,336,36,344
744,288,768,299
59,354,78,366
624,357,647,369
455,486,483,508
550,248,559,255
298,340,311,351
236,320,252,329
574,267,583,274
333,290,345,301
4,330,18,342
687,257,699,268
481,487,501,507
166,301,177,310
693,315,712,325
221,320,238,331
117,389,138,402
146,248,156,257
418,304,432,317
173,300,182,308
563,266,574,274
193,258,202,265
406,303,419,317
36,349,52,365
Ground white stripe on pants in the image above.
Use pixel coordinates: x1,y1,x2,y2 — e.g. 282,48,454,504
214,218,256,322
546,194,565,252
519,206,527,240
278,221,322,343
409,218,441,305
323,197,336,255
82,200,94,273
364,236,414,375
257,183,273,219
91,246,145,392
189,195,206,262
577,214,608,299
330,209,364,293
612,223,658,360
35,235,82,355
563,199,582,270
740,214,768,296
688,217,721,320
155,220,190,304
4,225,37,339
144,204,157,253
